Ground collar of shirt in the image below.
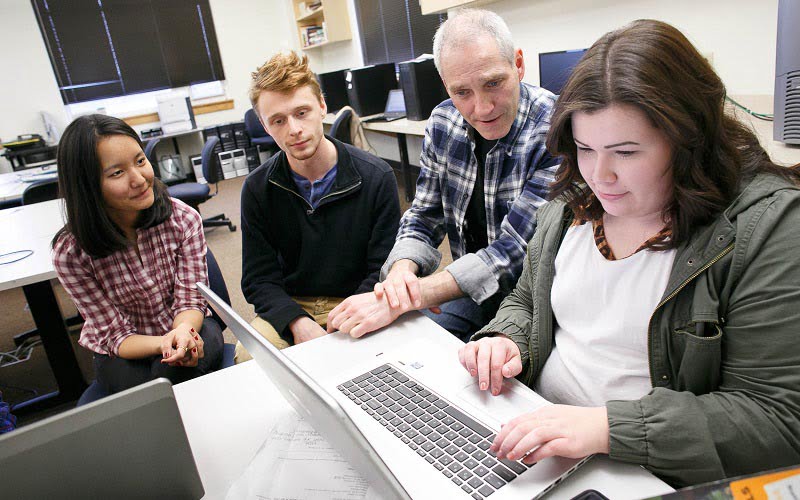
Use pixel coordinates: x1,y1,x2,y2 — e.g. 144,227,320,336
290,164,338,209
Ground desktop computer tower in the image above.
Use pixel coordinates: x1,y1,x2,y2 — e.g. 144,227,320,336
218,150,237,180
233,122,251,149
245,147,261,172
345,63,397,117
189,155,206,184
399,58,449,121
774,0,800,144
232,149,249,177
217,124,236,151
317,69,349,113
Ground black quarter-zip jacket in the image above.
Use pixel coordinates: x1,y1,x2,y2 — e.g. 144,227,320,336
241,137,401,342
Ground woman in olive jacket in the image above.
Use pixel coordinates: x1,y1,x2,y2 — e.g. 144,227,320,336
460,19,800,487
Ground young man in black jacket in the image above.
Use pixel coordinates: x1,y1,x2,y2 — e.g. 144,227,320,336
235,52,401,361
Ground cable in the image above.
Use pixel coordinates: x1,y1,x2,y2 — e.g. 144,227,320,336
725,96,773,121
0,338,42,368
0,250,34,265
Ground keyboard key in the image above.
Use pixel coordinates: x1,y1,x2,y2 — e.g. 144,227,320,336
451,476,463,486
412,408,425,417
397,386,415,398
410,442,418,450
459,428,473,438
468,477,483,489
416,449,426,457
421,442,435,452
474,466,489,477
454,437,468,447
472,450,487,460
418,400,432,409
444,431,459,441
439,455,454,466
434,462,444,471
443,409,494,438
442,416,456,425
477,440,491,451
492,464,517,482
443,470,453,478
401,437,410,444
419,426,433,436
411,395,424,404
499,458,528,475
485,473,506,489
397,409,410,418
425,456,435,464
370,364,391,375
454,451,470,462
420,413,433,422
458,469,473,481
464,459,479,470
461,484,472,493
430,448,444,458
472,493,485,500
413,435,426,445
463,443,477,454
444,445,459,455
434,425,449,435
366,400,381,410
468,434,483,444
395,373,409,382
478,485,495,496
393,430,403,438
434,399,448,409
429,432,442,442
405,429,418,439
387,379,400,387
436,438,449,449
452,422,464,431
353,372,372,383
448,462,463,473
481,457,495,468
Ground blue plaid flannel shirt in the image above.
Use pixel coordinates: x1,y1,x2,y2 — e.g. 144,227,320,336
381,83,559,303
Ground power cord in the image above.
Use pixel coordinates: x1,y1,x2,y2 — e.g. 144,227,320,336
0,250,34,265
0,337,42,368
726,96,773,121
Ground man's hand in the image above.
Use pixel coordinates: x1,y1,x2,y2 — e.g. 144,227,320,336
458,335,522,395
289,316,328,344
491,405,610,464
375,259,421,311
327,292,402,338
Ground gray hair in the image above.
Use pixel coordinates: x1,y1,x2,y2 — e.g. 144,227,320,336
432,9,515,75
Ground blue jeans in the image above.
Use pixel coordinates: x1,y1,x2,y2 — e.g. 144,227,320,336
420,296,500,343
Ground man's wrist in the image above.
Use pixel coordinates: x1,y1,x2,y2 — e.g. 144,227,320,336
391,258,419,275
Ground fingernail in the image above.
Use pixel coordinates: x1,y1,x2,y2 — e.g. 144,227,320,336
470,370,477,376
492,389,499,396
194,335,199,340
480,382,487,390
190,327,196,333
192,348,197,353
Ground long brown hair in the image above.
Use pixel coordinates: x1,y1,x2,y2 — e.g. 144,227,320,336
547,19,798,248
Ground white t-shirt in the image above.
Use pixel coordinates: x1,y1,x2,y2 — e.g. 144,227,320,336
534,222,675,407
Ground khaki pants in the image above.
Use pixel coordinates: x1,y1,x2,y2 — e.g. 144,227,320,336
234,296,344,363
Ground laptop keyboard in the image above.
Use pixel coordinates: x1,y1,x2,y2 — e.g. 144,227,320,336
337,363,532,499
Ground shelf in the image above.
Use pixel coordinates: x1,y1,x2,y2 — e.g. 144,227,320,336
296,7,323,22
301,40,333,50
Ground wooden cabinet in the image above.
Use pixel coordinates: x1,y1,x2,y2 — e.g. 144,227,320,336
292,0,352,50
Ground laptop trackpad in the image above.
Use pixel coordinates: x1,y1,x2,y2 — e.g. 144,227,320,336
455,380,550,426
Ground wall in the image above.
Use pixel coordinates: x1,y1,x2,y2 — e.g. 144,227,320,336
296,0,781,168
0,0,295,173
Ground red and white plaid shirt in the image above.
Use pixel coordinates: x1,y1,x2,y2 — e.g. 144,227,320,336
53,199,208,356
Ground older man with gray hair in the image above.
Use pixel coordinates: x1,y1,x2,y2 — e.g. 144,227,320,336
328,9,559,341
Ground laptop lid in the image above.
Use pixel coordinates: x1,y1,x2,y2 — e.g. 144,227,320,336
197,283,412,500
0,378,203,500
385,89,406,115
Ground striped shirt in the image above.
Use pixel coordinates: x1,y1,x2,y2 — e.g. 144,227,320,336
381,83,560,302
52,199,208,356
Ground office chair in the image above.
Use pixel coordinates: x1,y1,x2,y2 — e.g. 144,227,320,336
330,108,353,145
244,109,277,152
147,136,235,232
77,247,236,406
21,178,59,205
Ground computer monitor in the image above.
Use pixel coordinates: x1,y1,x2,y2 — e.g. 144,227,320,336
385,89,406,114
538,49,587,95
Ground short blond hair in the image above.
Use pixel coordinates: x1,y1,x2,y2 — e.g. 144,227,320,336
249,51,322,108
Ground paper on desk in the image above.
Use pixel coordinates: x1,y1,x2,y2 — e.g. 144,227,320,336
225,418,383,500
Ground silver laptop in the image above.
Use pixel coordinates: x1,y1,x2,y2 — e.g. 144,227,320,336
199,284,590,500
0,378,204,500
363,89,407,122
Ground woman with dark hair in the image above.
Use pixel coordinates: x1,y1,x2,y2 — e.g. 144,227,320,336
52,114,223,395
459,19,800,486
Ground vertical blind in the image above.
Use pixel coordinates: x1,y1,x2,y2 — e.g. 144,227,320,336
31,0,225,105
354,0,445,66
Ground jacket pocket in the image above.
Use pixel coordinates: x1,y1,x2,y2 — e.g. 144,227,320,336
670,322,723,394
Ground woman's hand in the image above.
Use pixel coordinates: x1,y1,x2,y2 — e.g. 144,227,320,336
491,405,610,464
161,323,204,367
458,335,522,395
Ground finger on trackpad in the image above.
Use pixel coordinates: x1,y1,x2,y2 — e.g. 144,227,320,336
456,381,548,423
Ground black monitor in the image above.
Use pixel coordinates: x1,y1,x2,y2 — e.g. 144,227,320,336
538,49,587,95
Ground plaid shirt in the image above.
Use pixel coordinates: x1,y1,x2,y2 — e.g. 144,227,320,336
382,83,559,302
52,199,208,356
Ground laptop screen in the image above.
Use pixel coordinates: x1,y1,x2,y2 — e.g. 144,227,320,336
385,89,406,114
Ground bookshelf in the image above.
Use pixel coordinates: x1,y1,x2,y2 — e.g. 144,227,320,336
292,0,352,50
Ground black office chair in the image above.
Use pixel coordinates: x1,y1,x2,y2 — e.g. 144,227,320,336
244,109,277,152
77,247,236,406
143,138,161,177
21,178,59,205
146,136,234,232
330,108,353,145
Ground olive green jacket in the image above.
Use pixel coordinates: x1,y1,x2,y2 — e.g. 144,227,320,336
474,173,800,487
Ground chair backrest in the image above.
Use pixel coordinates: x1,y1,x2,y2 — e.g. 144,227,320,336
244,108,268,139
201,136,221,184
205,247,230,331
144,138,162,178
21,178,60,205
330,109,353,145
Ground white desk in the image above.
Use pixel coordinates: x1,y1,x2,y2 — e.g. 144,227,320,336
0,199,87,411
173,315,674,500
0,165,58,204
